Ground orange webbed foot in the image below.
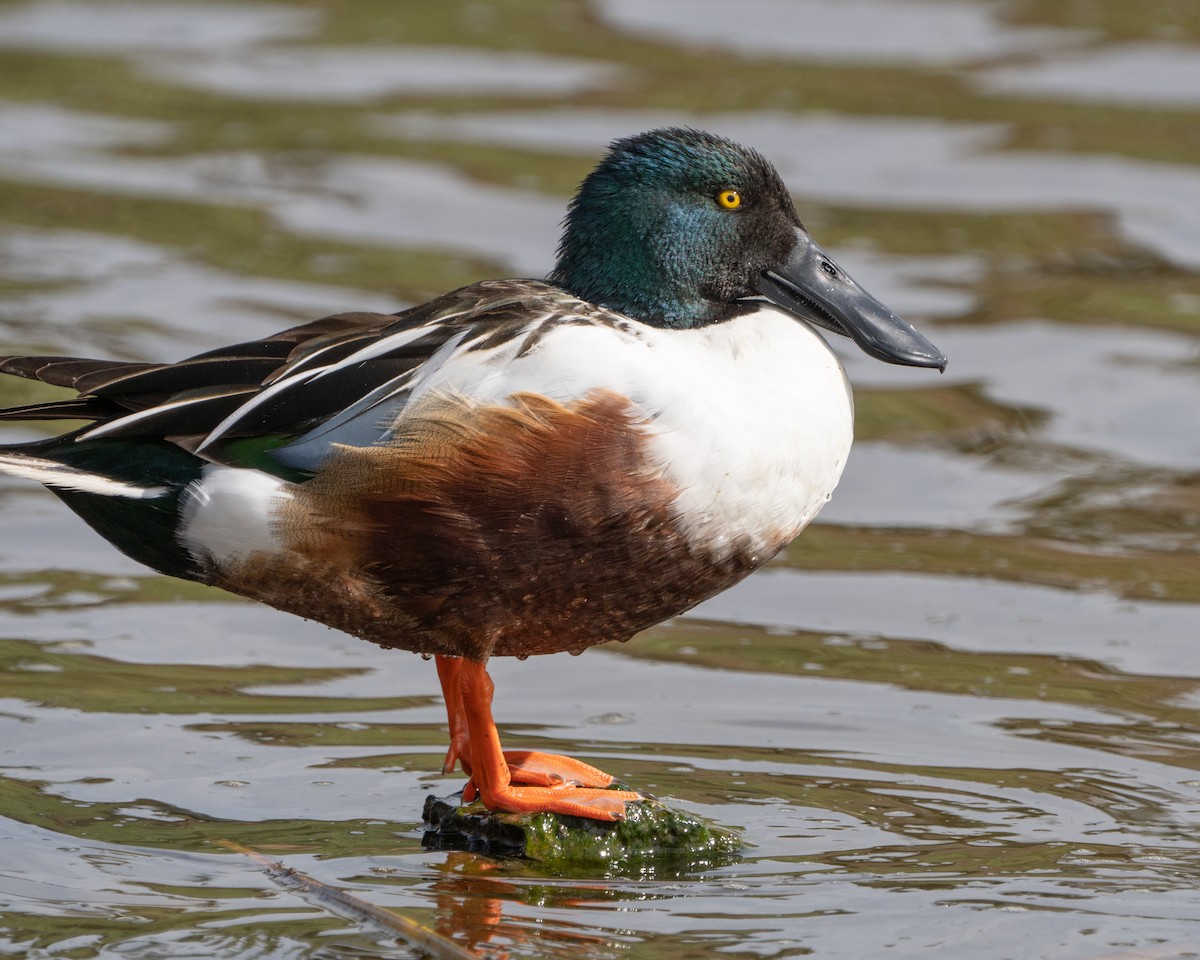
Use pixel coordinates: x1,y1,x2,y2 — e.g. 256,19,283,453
461,750,626,807
501,750,615,788
443,657,643,822
473,783,642,822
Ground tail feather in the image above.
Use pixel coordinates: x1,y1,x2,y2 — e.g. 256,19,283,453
0,437,205,579
0,450,169,498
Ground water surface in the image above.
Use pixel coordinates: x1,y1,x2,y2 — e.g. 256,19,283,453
1,1,1198,958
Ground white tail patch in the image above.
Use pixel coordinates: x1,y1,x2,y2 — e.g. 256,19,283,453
177,464,293,568
0,451,169,499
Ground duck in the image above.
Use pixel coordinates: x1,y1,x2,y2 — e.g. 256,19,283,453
0,128,945,822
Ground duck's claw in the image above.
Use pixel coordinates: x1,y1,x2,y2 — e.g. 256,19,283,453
442,735,470,777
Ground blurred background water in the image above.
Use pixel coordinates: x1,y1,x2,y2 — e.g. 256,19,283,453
1,1,1199,957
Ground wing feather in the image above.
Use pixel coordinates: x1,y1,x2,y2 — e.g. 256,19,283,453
0,280,609,476
0,398,123,421
79,387,262,440
0,356,159,391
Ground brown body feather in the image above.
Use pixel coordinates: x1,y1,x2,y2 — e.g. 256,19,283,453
213,390,767,660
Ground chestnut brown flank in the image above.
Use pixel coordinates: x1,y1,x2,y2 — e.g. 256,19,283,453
212,390,769,660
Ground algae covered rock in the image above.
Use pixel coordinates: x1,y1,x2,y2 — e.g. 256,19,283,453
422,793,741,873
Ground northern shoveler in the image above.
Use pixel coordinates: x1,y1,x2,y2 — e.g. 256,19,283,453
0,128,944,821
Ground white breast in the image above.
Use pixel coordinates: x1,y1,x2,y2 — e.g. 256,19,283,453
431,306,855,559
636,308,854,557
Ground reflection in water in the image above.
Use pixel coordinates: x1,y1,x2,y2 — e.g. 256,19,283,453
594,0,1086,64
432,860,510,957
840,321,1200,469
0,0,315,53
697,571,1200,675
979,42,1200,107
0,108,563,274
426,855,653,958
821,442,1047,531
0,103,170,161
144,47,619,101
386,108,1200,269
2,0,1200,956
0,228,384,356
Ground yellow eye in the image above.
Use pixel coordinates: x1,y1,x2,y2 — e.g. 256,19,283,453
716,189,742,210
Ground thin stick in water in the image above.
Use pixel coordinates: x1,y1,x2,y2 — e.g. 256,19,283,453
216,839,479,960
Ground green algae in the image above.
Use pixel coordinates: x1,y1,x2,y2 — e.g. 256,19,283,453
423,794,742,875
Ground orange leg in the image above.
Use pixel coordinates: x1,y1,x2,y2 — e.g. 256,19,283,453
436,655,470,776
437,655,619,789
443,658,640,821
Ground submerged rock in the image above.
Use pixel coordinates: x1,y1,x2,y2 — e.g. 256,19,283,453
422,793,742,873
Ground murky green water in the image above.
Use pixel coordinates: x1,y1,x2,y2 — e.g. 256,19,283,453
1,1,1199,957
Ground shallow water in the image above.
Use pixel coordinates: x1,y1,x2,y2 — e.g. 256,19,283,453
1,1,1198,958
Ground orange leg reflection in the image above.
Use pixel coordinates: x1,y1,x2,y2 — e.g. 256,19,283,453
432,854,621,958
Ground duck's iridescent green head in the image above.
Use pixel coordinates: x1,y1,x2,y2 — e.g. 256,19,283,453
550,127,947,369
550,127,798,329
